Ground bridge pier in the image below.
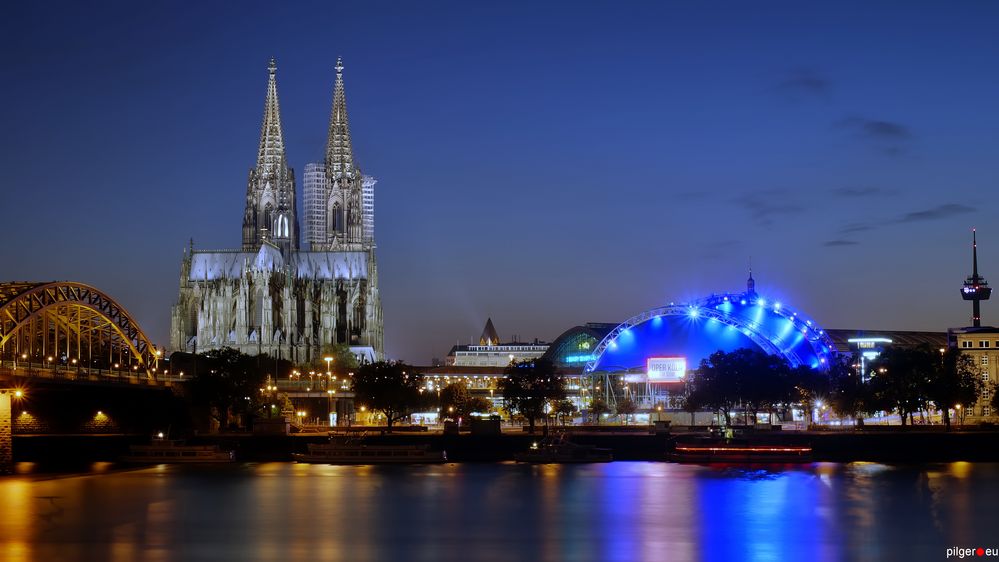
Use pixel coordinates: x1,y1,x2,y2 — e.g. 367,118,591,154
0,390,11,474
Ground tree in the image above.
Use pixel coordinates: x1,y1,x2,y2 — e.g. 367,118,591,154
741,352,793,425
186,347,268,431
689,354,735,426
352,361,423,432
439,382,472,420
925,347,982,430
554,399,578,426
319,343,359,376
439,382,492,420
588,397,610,425
615,397,637,424
828,354,871,426
685,348,810,426
500,359,565,433
677,374,706,427
869,346,932,427
467,395,493,415
792,364,830,426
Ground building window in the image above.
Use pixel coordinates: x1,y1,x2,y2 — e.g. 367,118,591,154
980,341,990,348
985,406,993,417
962,341,973,348
984,356,990,365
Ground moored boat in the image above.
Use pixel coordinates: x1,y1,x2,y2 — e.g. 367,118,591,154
668,436,812,463
293,437,447,464
123,439,235,463
514,433,613,463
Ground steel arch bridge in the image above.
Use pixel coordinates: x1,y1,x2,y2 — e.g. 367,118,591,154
0,282,160,378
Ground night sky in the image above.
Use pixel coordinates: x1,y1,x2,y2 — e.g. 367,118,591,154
5,1,998,364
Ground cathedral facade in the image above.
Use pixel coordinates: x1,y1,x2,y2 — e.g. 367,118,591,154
170,58,383,363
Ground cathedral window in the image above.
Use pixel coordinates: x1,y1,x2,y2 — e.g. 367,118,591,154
331,203,345,234
253,288,264,331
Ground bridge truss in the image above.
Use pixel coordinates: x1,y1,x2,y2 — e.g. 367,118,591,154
0,282,161,378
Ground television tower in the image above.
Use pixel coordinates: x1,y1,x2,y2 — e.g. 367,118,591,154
961,229,992,327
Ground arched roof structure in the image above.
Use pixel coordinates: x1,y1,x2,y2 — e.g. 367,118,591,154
586,289,836,375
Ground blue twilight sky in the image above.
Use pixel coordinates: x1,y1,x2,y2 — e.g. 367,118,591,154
3,1,998,363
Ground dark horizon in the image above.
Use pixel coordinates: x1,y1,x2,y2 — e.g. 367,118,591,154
5,1,999,363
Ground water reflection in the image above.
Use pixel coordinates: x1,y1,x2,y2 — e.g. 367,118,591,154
1,462,999,561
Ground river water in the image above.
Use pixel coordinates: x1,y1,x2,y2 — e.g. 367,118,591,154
1,461,995,561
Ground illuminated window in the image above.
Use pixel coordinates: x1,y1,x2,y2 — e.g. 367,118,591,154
984,356,990,365
985,406,993,417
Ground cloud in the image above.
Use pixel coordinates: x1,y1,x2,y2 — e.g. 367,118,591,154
839,222,874,234
733,189,803,226
895,203,975,223
828,203,976,243
837,116,912,140
835,116,913,155
776,68,831,98
829,186,895,198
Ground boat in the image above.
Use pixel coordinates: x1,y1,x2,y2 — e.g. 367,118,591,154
513,433,613,463
292,436,447,464
123,438,235,463
668,436,812,463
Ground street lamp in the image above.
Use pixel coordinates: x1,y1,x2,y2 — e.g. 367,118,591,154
327,389,335,427
324,356,333,390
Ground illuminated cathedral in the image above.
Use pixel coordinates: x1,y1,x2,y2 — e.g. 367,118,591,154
170,58,383,363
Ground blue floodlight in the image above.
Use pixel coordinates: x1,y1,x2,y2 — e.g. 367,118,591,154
588,289,837,373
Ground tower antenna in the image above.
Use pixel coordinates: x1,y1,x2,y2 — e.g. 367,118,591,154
961,228,992,327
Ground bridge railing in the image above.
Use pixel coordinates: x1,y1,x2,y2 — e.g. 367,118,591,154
0,360,161,385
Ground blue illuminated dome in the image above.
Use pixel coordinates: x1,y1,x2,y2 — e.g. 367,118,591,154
587,286,836,374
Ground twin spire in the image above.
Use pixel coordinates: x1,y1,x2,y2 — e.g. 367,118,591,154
255,56,357,180
256,57,287,178
245,57,360,251
326,56,357,181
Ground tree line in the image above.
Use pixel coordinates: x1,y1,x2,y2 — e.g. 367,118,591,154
682,345,988,429
177,343,995,433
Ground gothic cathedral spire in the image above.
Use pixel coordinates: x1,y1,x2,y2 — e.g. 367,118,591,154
257,57,287,177
243,57,299,253
326,56,356,180
322,57,364,248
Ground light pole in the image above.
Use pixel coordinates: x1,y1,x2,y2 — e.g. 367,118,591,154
327,389,335,427
324,356,333,390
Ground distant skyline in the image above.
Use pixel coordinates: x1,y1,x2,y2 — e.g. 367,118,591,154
5,1,999,363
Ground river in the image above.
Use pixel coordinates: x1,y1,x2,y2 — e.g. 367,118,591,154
1,461,996,561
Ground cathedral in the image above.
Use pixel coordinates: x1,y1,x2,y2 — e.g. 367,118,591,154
170,58,383,363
